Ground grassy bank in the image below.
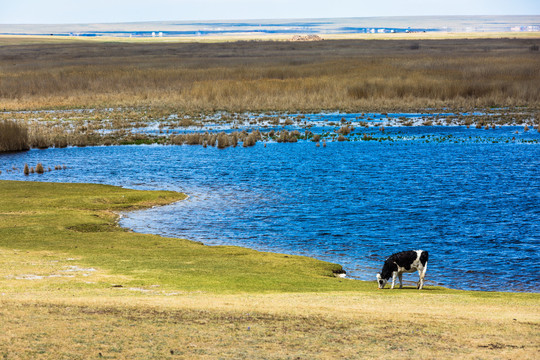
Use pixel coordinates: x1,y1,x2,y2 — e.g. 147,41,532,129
1,37,539,112
0,180,538,358
0,181,353,293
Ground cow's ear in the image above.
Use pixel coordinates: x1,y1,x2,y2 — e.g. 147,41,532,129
376,273,381,281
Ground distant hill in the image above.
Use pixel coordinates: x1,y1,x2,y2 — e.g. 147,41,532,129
1,15,538,38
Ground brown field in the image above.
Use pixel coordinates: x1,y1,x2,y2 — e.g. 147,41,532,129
1,36,539,112
2,291,539,360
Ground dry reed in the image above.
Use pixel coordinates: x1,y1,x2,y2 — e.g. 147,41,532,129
35,163,44,174
0,120,29,152
1,38,539,113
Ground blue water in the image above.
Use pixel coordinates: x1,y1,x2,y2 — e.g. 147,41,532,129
1,127,539,292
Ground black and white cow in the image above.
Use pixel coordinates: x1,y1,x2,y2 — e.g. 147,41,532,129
376,250,428,290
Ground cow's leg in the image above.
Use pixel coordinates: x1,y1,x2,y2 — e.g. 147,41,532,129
391,272,397,289
417,263,427,289
398,273,403,288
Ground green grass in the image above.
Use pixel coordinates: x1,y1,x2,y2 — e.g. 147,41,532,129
2,180,537,297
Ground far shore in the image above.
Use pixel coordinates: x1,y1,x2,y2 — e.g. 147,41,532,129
2,36,539,115
1,31,540,45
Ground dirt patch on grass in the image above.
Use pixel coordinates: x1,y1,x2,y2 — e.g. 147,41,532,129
66,223,124,233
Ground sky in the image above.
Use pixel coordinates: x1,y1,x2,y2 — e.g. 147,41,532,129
1,0,539,24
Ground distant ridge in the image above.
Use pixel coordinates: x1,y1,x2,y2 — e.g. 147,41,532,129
1,15,539,37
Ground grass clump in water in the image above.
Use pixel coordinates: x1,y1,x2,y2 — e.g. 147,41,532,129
35,163,44,174
0,120,29,152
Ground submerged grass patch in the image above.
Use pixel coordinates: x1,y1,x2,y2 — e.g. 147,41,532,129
2,109,537,153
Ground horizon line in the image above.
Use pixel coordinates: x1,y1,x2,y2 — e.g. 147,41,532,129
2,14,539,26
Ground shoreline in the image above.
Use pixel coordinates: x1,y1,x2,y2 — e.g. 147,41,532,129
117,186,535,294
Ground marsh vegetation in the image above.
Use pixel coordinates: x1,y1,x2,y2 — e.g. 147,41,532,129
1,37,539,113
0,120,29,152
1,37,539,151
1,107,538,152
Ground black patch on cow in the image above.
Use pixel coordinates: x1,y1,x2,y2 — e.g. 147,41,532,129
420,250,429,266
379,250,426,280
380,259,398,280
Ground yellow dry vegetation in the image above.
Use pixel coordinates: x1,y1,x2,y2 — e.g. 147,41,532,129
1,36,539,112
1,288,538,359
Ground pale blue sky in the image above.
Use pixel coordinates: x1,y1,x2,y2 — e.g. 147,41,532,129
1,0,539,24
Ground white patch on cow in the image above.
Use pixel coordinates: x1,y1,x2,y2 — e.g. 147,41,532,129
376,273,387,289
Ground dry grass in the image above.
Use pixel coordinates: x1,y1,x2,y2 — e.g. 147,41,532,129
1,37,539,112
0,291,538,359
0,120,29,152
1,246,538,358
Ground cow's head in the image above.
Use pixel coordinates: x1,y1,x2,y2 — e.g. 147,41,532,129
376,273,387,289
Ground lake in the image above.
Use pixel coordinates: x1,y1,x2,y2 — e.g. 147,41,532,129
1,122,539,292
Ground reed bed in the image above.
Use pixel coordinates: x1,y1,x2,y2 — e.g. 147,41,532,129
1,38,539,113
2,38,539,152
0,109,535,151
0,120,29,152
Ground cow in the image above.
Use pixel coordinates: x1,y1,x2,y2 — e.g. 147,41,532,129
376,250,428,290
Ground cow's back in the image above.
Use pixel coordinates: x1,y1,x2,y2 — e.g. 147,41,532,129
388,250,420,271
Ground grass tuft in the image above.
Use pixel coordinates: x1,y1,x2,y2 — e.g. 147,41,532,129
35,163,44,174
0,120,29,152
